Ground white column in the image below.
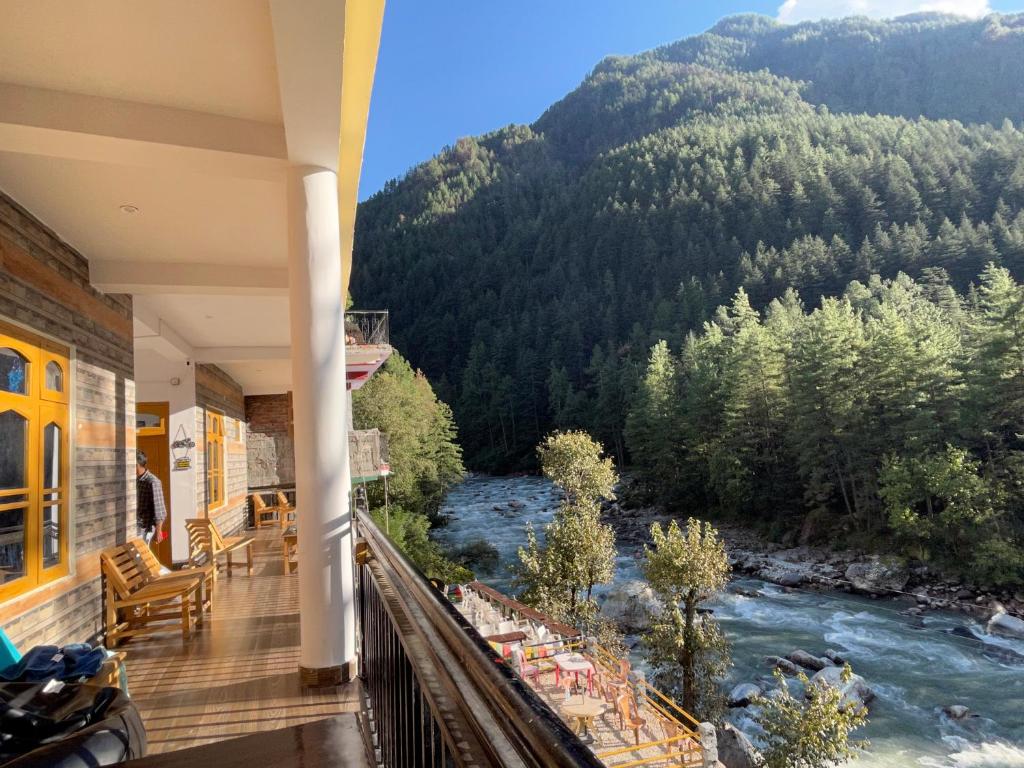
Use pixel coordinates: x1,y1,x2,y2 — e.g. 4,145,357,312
287,165,356,685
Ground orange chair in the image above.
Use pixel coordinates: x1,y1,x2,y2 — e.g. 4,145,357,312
617,692,647,746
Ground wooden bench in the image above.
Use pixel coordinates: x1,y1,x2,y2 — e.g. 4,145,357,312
251,493,282,528
100,540,209,645
186,518,255,577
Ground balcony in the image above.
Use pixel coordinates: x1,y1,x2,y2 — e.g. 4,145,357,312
350,428,390,483
346,310,392,390
121,515,602,768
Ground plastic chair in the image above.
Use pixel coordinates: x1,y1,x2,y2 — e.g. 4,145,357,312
617,692,647,746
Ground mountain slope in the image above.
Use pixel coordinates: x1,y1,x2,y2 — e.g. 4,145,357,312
352,13,1024,470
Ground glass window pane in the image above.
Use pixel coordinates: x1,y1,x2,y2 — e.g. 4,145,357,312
0,411,27,489
136,412,162,429
0,348,27,395
43,422,60,493
42,504,60,568
44,361,62,393
0,506,26,584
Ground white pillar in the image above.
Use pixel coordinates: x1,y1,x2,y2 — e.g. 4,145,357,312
287,165,356,685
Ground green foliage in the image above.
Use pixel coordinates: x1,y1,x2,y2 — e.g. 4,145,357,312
370,505,472,585
353,352,464,521
515,432,619,625
354,351,468,583
536,430,617,506
642,518,731,719
448,539,500,575
629,268,1024,586
754,667,869,768
353,14,1024,474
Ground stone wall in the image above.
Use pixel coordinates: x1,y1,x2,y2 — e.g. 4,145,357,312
244,393,294,488
0,190,134,649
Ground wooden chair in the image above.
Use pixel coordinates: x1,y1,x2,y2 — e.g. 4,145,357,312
616,692,647,746
129,540,214,613
251,493,281,528
276,491,296,527
186,518,255,578
100,541,206,646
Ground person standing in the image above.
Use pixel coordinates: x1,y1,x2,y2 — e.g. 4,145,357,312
136,449,167,546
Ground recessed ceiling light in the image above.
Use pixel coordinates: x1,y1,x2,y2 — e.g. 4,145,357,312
119,204,139,214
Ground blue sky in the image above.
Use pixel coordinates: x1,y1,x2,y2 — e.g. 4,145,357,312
358,0,1020,200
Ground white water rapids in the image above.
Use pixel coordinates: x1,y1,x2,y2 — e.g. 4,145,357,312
433,475,1024,768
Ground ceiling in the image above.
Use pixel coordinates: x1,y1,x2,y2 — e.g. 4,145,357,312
0,0,384,396
0,0,282,123
0,152,287,268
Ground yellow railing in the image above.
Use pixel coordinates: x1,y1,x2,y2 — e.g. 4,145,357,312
586,642,703,767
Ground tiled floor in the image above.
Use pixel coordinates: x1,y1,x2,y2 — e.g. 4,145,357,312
121,527,361,756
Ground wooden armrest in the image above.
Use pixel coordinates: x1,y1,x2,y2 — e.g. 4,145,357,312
221,537,254,552
113,582,199,607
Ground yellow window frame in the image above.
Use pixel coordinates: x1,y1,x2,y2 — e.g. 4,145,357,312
206,410,225,513
0,321,70,601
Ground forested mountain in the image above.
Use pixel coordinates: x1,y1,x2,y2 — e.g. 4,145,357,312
352,12,1024,473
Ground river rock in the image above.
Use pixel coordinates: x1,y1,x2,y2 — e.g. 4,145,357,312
823,649,846,665
844,557,909,594
765,656,801,675
598,579,661,631
987,610,1024,640
787,649,830,671
717,723,761,768
943,704,972,720
778,571,804,587
727,683,762,708
809,665,875,711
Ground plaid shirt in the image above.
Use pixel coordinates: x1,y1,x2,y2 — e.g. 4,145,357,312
137,470,167,531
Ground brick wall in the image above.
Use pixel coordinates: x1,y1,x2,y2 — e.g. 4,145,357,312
245,393,294,488
196,364,247,536
0,190,134,649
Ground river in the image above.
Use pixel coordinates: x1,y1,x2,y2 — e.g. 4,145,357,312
434,475,1024,768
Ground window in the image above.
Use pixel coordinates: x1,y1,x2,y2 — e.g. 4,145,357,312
206,410,225,511
0,321,70,599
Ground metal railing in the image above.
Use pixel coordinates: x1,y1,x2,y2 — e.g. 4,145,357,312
346,310,390,347
356,511,604,768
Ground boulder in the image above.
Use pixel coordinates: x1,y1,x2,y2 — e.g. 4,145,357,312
727,683,762,708
717,723,761,768
778,571,804,588
598,579,661,631
787,650,830,671
943,704,972,720
809,666,874,712
823,649,846,666
764,656,800,676
987,610,1024,640
844,557,909,594
698,723,718,767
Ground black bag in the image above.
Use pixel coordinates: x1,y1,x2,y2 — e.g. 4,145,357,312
0,682,145,767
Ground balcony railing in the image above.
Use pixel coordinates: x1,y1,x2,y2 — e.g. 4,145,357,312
356,510,604,768
346,310,389,347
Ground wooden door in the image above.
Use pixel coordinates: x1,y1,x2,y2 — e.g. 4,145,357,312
136,402,172,566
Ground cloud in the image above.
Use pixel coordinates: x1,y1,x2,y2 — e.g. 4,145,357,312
777,0,992,23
